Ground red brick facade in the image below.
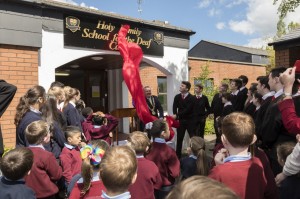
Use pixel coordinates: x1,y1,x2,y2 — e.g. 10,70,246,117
0,44,39,148
275,49,290,67
189,59,266,90
128,66,165,107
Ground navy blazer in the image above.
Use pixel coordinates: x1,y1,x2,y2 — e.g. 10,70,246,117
180,157,197,180
0,177,35,199
16,111,42,147
63,103,82,131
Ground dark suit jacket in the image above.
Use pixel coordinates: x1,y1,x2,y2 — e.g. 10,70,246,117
146,95,164,118
222,105,234,117
231,92,244,112
261,95,295,149
239,87,248,110
0,80,17,117
255,96,272,140
173,93,194,120
0,80,17,155
211,93,223,117
244,102,256,118
192,95,210,118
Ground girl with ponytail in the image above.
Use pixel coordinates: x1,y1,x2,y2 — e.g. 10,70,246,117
15,85,46,146
180,136,210,180
69,140,109,199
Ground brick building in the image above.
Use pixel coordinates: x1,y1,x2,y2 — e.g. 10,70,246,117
269,28,300,67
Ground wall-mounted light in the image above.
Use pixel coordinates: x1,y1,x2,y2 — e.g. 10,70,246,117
91,56,103,61
55,72,70,76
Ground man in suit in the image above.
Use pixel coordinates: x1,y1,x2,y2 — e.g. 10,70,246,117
230,78,243,111
238,75,249,111
0,80,17,157
255,76,274,141
143,86,164,119
192,84,210,138
211,83,228,144
261,67,293,175
172,81,194,158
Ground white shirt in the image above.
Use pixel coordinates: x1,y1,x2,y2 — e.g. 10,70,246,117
262,91,275,100
274,88,284,99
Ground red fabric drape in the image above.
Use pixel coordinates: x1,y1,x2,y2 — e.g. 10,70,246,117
117,25,175,141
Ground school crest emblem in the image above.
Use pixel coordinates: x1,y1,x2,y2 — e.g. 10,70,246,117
66,16,81,33
153,32,164,45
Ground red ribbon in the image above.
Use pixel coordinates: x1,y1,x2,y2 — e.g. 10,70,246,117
117,25,175,141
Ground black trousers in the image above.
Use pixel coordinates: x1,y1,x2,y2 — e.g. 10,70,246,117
176,119,194,158
193,117,206,138
214,117,222,145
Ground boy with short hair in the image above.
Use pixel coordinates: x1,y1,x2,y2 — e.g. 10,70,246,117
128,131,162,199
0,147,35,199
59,126,83,185
209,112,278,199
25,120,62,198
100,145,137,199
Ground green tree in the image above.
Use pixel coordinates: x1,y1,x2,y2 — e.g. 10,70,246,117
274,0,300,18
265,46,275,73
194,61,217,135
287,21,300,32
276,17,286,38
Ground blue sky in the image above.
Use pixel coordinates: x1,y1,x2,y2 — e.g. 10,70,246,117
55,0,300,49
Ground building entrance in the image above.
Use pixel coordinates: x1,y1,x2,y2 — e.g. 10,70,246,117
56,68,108,113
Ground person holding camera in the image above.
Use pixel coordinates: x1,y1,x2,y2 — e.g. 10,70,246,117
81,107,118,144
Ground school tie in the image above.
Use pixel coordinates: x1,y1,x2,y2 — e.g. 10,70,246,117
197,96,200,99
272,96,275,101
181,94,185,100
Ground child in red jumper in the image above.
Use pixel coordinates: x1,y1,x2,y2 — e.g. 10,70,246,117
81,107,118,144
209,113,278,199
60,126,83,190
69,140,109,199
145,119,180,199
24,120,62,199
128,131,162,199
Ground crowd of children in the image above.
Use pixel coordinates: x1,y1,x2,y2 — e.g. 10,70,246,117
1,64,300,199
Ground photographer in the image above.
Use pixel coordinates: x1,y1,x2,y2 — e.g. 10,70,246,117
81,107,118,144
278,64,300,134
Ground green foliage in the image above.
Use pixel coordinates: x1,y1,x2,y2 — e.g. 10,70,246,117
265,46,275,73
204,117,215,135
194,61,218,102
276,17,286,38
288,21,300,31
274,0,300,19
2,146,13,157
195,61,217,135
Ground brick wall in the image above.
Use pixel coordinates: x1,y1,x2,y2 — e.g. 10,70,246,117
128,66,165,107
275,49,290,67
189,59,266,90
0,44,39,148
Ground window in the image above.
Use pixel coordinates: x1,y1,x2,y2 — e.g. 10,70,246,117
157,77,167,111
